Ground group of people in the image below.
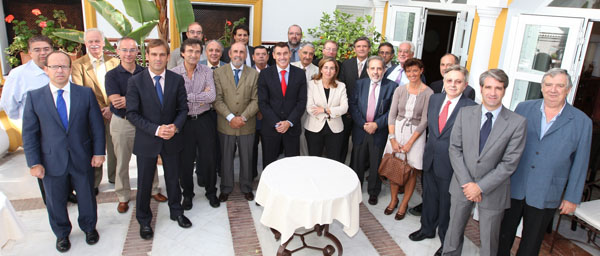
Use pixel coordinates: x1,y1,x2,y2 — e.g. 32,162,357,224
1,20,592,256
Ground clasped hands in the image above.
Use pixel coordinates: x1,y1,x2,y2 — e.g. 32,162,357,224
275,121,291,133
229,116,246,129
390,139,412,153
158,124,177,140
30,156,104,179
462,182,482,202
363,122,377,134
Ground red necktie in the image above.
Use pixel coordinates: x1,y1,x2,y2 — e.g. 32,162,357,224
280,70,287,97
438,100,451,133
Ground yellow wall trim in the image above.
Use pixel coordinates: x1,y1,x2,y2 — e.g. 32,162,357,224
169,0,179,50
488,8,508,68
466,13,479,71
382,2,389,37
83,0,97,29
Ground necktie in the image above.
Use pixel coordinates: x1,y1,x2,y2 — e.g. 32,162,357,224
280,70,287,97
438,100,452,133
358,62,364,78
234,69,240,87
154,75,163,106
366,83,378,122
57,89,68,131
395,69,404,84
291,49,297,61
479,112,493,154
211,66,217,70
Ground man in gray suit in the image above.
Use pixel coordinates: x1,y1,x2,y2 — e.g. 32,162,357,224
443,69,527,256
497,69,592,256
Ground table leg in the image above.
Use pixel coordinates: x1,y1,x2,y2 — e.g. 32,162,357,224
273,224,344,256
323,225,343,256
271,228,281,240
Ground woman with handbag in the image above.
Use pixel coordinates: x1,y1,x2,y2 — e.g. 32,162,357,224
304,57,348,162
382,58,433,220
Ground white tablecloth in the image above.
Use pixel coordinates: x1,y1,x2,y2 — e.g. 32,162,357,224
255,156,362,244
0,191,24,248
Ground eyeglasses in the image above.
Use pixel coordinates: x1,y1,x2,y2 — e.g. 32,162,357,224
398,50,412,54
323,48,337,52
46,65,70,70
188,30,203,35
119,48,138,53
378,51,392,56
30,47,52,53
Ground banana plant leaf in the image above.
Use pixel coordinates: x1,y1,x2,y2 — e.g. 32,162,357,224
173,0,195,33
88,0,133,36
122,0,159,23
52,29,115,53
126,21,159,45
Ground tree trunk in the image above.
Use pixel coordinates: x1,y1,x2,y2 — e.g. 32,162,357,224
155,0,168,42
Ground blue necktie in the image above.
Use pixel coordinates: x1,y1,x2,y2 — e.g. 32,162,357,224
479,112,493,154
154,75,163,106
234,69,240,87
57,89,68,131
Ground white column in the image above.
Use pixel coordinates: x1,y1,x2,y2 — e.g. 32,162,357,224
468,6,502,102
372,0,386,35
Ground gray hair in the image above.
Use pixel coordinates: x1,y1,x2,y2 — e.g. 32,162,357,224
542,68,572,88
443,65,469,81
84,28,105,40
205,39,224,51
299,42,314,51
117,36,137,48
479,69,509,89
288,24,302,34
366,56,385,69
399,41,415,54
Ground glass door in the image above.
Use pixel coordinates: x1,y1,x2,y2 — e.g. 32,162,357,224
385,5,427,58
451,10,474,66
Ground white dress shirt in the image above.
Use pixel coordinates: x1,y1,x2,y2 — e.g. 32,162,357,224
49,82,71,119
439,94,463,122
148,69,166,136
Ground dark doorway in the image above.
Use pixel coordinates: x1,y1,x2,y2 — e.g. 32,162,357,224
421,11,456,84
186,4,250,43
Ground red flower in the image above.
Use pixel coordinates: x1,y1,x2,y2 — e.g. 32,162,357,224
38,21,47,28
226,20,232,26
5,14,14,23
31,9,41,16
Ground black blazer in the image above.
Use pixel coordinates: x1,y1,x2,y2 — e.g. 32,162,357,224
221,45,255,66
126,69,189,157
349,78,398,148
257,65,307,136
422,93,476,179
429,79,476,101
338,57,369,100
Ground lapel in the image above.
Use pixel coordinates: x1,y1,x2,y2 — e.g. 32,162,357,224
374,80,390,114
430,95,443,137
68,84,80,131
479,106,509,158
224,64,237,90
316,80,328,106
83,55,99,88
440,94,468,136
144,71,163,109
43,85,65,132
237,66,248,90
531,100,543,140
542,102,574,139
360,79,371,115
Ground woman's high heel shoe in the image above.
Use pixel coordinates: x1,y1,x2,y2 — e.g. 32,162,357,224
384,201,398,215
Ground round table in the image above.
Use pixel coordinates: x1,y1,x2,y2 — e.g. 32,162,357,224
255,156,362,255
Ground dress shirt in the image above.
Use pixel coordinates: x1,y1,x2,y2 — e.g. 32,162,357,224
386,65,409,86
89,54,108,102
148,69,166,137
480,104,502,128
105,64,144,118
226,63,245,122
291,61,318,82
289,43,300,62
275,64,293,127
439,94,463,121
356,58,366,77
245,45,252,66
206,61,221,69
367,81,381,110
0,60,49,119
49,82,71,119
386,62,392,69
170,63,215,116
540,101,565,139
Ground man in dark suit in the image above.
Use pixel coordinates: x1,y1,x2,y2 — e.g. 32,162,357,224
257,42,307,168
408,65,476,256
429,54,475,100
338,37,371,163
23,51,105,252
221,25,254,66
443,69,527,256
349,56,398,205
126,39,191,240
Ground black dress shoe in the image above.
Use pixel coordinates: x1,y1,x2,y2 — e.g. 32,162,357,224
368,195,378,205
408,203,423,216
434,246,443,256
85,229,99,245
56,237,70,252
218,193,229,202
208,196,220,208
171,215,192,228
408,229,435,241
140,225,153,240
182,196,193,210
244,192,255,201
67,193,77,204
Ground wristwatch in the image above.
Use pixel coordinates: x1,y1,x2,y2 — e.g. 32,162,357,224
388,134,395,139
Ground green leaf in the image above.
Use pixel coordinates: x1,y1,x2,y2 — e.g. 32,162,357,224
88,0,132,36
104,38,116,52
52,28,84,44
126,21,158,44
173,0,195,33
122,0,159,23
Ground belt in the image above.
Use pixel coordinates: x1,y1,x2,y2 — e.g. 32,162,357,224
187,111,209,120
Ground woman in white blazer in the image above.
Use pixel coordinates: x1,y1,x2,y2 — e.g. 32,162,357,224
304,57,349,162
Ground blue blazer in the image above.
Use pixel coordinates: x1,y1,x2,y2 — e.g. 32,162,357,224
512,99,592,209
422,93,476,179
349,78,398,148
22,83,105,176
126,69,189,157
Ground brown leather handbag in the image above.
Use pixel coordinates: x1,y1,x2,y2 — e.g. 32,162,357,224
378,153,413,186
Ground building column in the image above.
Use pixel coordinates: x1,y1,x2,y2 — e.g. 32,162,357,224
372,0,386,35
468,6,503,102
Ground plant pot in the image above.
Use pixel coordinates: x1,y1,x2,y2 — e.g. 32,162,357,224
19,52,31,65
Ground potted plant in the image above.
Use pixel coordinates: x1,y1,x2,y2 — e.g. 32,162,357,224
4,13,37,67
218,17,247,49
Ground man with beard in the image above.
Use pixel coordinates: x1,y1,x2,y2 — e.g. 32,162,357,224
288,25,303,62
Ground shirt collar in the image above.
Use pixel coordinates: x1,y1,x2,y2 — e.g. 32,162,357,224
276,65,290,74
49,82,71,94
357,58,366,66
540,100,566,118
482,104,502,119
26,60,46,75
89,54,104,64
444,94,462,106
117,64,143,74
148,69,166,80
230,62,244,71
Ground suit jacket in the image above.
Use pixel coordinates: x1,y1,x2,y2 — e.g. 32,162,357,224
213,64,259,136
511,99,592,209
429,79,476,100
423,93,476,180
221,45,255,66
338,57,369,100
199,59,226,67
22,83,105,176
71,54,120,108
449,105,527,210
257,65,307,136
349,78,398,148
304,79,348,133
126,69,189,157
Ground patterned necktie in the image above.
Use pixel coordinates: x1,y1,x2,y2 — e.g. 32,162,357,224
358,62,364,78
366,82,378,122
280,70,287,97
479,112,493,154
234,69,240,87
438,100,452,133
154,75,163,106
57,89,68,131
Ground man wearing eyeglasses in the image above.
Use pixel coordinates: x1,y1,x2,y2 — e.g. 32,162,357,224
378,42,395,70
312,40,341,67
384,41,415,86
105,37,167,214
168,22,205,69
71,28,120,193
